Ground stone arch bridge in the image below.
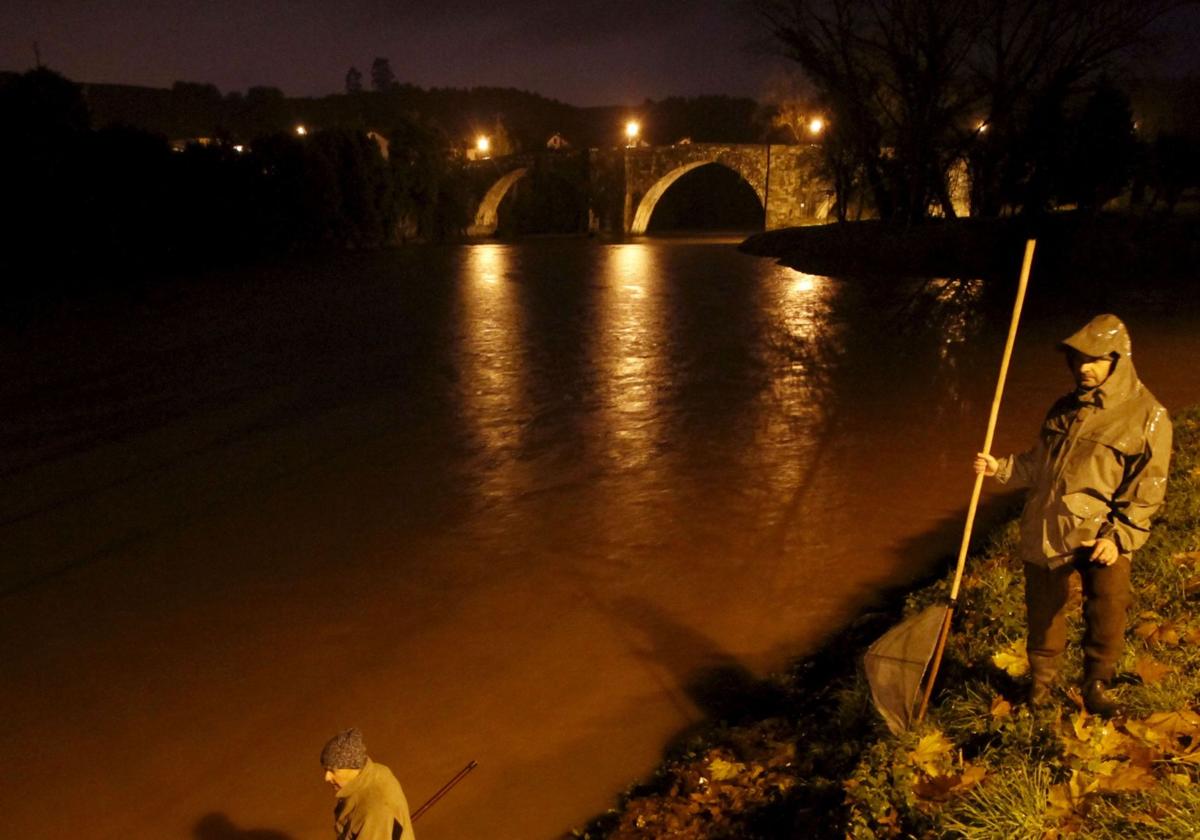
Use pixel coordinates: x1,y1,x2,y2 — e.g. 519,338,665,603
465,143,832,236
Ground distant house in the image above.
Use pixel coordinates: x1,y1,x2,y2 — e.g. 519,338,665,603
367,130,390,160
546,132,571,150
169,137,215,152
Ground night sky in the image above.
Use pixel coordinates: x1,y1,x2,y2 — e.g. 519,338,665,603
0,0,776,105
1,1,1198,107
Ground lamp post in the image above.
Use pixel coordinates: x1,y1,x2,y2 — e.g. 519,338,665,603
476,135,491,159
625,120,640,148
623,120,641,234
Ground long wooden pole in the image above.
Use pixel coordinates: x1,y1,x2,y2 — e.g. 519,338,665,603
412,760,478,823
916,239,1036,723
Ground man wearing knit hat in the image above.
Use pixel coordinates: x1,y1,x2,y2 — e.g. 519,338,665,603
975,314,1172,716
321,728,415,839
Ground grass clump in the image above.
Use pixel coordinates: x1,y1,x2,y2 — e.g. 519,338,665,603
574,406,1200,838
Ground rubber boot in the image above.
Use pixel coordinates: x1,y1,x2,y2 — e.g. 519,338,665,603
1028,679,1053,708
1082,680,1121,717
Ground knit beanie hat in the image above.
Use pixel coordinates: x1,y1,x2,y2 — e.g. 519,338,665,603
321,728,368,769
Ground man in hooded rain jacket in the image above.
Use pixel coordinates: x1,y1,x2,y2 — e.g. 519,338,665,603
974,314,1172,716
321,728,416,840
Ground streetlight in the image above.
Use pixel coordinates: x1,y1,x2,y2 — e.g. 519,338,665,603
807,117,825,136
295,124,308,136
476,135,491,158
625,120,640,147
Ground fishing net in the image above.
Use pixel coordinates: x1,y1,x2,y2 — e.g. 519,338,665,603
863,604,947,735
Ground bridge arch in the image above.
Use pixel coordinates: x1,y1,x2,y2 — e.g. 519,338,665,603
630,160,764,235
469,167,529,236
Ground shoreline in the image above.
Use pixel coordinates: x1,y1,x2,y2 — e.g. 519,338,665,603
738,213,1200,284
574,405,1200,838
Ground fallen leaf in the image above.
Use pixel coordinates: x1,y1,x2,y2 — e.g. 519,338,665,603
1143,710,1200,739
991,639,1029,677
707,758,745,781
1135,655,1174,685
912,774,959,801
908,731,954,775
1136,618,1182,646
990,695,1012,719
1095,762,1156,792
1183,576,1200,599
1166,773,1191,787
1070,712,1092,742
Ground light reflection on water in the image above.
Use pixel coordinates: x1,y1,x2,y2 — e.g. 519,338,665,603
600,244,663,466
458,244,525,502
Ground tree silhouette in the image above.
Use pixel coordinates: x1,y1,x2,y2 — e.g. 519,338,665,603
345,66,363,94
370,58,395,93
755,0,1185,220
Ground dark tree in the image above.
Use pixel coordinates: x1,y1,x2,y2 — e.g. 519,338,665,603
755,0,1186,220
345,66,363,94
370,57,395,93
1061,79,1138,211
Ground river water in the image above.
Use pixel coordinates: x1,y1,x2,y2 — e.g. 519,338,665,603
2,238,1198,839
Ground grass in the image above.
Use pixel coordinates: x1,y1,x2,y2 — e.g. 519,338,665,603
573,405,1200,838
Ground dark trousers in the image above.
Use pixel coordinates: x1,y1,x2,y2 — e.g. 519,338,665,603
1024,552,1132,684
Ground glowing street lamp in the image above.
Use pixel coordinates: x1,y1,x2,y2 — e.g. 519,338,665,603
975,120,989,134
476,135,491,158
295,124,308,136
807,116,825,136
625,120,640,147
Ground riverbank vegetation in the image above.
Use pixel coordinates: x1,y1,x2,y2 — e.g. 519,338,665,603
0,68,473,300
574,405,1200,838
739,213,1200,284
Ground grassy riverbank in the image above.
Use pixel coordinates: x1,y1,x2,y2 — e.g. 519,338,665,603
574,405,1200,838
738,214,1200,285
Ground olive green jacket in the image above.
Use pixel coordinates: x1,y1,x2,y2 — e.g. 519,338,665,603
995,315,1172,568
333,759,415,840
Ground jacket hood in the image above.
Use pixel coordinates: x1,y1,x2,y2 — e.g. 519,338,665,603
1060,313,1131,359
1060,314,1139,405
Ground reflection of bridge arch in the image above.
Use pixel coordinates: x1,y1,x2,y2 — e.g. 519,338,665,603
630,160,764,235
469,168,529,236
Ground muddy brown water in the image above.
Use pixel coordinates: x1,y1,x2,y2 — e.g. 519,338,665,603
2,239,1198,839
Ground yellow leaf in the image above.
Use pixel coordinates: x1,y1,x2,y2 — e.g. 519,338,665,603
1071,713,1092,742
908,731,954,775
1095,762,1156,792
1167,773,1191,787
1144,710,1200,741
990,696,1012,719
959,764,987,788
991,639,1029,677
1095,724,1132,758
1046,784,1075,819
1068,770,1099,800
1135,621,1157,639
707,758,744,781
